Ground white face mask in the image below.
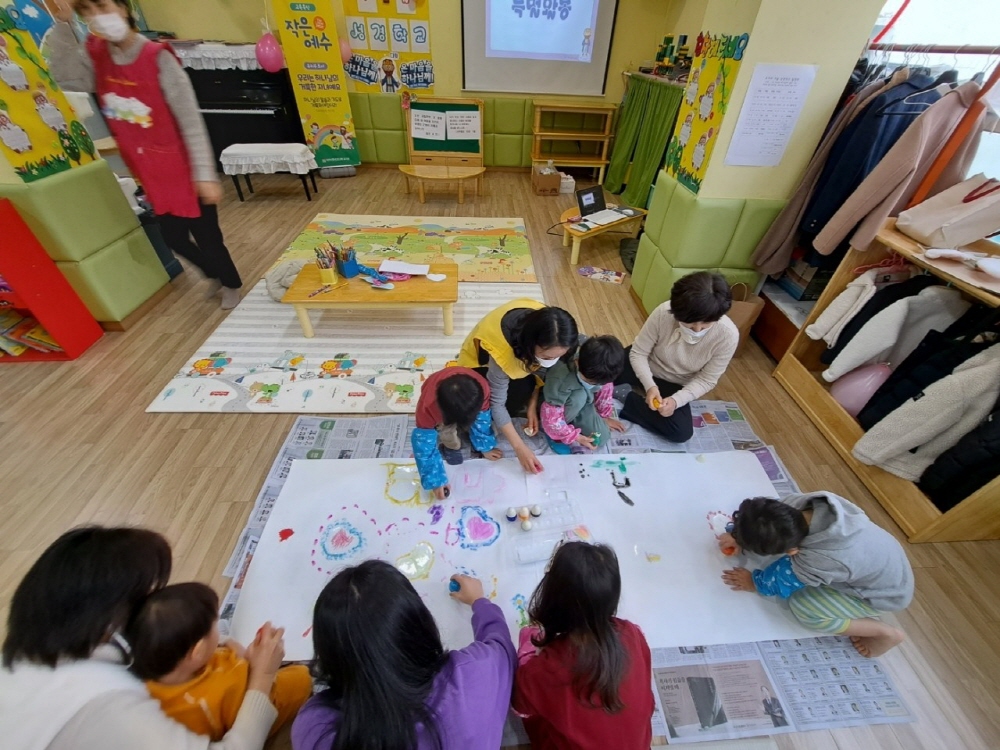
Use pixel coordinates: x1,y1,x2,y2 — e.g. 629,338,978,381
678,324,711,345
535,355,561,368
576,371,600,391
89,13,131,43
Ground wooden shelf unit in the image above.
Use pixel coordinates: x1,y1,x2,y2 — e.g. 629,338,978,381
532,100,616,183
0,199,103,363
774,220,1000,543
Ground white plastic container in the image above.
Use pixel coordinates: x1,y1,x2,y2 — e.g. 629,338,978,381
559,173,575,194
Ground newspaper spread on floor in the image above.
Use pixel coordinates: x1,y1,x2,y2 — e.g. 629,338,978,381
649,638,912,742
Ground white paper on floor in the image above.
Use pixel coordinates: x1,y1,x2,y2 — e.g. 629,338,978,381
230,452,812,662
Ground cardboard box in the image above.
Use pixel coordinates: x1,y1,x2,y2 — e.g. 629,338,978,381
532,167,561,196
559,173,576,194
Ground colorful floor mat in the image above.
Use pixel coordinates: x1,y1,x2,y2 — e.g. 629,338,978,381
146,280,545,414
272,214,535,283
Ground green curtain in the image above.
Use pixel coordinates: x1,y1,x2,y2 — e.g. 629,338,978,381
604,76,652,193
605,75,683,206
619,82,683,208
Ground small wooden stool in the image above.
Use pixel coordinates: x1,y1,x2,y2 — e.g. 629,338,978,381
220,143,319,201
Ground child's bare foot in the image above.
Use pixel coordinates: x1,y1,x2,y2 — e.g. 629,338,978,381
850,627,905,658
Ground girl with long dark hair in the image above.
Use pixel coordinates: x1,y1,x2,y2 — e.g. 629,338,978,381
513,542,654,749
458,302,579,474
292,561,516,750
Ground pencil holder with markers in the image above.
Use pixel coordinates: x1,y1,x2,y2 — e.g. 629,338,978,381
317,265,339,284
336,256,360,279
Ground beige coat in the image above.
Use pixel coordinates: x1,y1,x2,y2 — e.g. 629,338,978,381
813,81,986,255
853,343,1000,481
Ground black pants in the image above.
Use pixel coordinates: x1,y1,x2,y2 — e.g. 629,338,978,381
158,202,242,289
614,346,694,443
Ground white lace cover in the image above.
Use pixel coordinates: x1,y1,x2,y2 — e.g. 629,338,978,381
220,143,318,175
174,44,264,71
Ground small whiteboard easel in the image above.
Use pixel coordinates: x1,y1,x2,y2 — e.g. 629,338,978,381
407,97,484,168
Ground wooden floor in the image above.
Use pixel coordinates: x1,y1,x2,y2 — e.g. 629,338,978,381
2,168,998,750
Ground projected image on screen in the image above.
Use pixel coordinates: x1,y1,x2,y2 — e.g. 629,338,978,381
487,0,601,63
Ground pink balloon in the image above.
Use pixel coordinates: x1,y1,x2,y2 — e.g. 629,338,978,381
340,37,353,65
255,32,285,73
830,363,893,418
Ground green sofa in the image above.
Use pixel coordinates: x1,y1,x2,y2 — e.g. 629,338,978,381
0,160,168,323
630,171,784,314
348,93,536,167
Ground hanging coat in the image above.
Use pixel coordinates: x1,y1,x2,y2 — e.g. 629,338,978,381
918,406,1000,511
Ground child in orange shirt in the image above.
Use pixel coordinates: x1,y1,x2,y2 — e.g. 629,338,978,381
125,582,312,739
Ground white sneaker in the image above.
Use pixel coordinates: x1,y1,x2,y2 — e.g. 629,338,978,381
220,287,241,310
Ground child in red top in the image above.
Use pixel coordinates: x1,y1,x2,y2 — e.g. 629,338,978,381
513,542,654,750
411,367,503,499
48,0,244,310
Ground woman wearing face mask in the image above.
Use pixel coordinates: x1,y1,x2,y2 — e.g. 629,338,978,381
459,301,579,474
44,0,244,311
613,272,737,443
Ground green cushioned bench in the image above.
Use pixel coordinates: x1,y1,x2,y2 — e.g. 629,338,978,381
630,171,784,314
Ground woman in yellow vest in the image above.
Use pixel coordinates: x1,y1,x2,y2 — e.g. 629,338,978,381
459,300,579,473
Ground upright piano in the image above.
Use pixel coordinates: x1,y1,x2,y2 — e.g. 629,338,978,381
185,68,305,163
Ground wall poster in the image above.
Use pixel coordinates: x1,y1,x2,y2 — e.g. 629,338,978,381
0,7,95,182
343,0,433,94
665,31,748,194
272,0,360,167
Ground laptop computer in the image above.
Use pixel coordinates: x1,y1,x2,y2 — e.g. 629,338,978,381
575,186,627,226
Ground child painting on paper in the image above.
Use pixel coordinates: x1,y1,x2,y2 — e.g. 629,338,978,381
127,583,311,740
719,493,914,658
540,336,627,454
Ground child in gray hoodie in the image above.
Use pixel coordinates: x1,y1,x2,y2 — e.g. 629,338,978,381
718,492,913,658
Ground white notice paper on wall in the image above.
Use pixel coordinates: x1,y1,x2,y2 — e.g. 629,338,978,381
724,64,817,168
446,110,482,140
411,110,446,140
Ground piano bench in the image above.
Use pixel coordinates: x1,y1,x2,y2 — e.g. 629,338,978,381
220,143,319,202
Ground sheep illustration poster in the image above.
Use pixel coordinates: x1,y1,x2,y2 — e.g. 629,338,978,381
272,0,360,168
665,31,748,194
0,9,95,183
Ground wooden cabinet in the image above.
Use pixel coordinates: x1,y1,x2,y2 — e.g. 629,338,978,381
774,220,1000,542
531,100,616,183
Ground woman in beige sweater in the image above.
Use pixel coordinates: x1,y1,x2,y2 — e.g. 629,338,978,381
0,527,284,750
614,272,738,442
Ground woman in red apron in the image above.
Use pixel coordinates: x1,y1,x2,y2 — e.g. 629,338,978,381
47,0,243,310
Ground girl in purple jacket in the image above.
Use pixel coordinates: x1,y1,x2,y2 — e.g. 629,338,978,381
292,561,516,750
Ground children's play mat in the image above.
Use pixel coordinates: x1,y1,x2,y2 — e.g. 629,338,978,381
146,281,545,414
272,215,536,283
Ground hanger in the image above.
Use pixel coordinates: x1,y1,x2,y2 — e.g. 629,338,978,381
875,68,957,116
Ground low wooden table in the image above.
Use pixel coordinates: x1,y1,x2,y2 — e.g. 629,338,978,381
399,165,485,204
560,206,647,265
281,262,460,337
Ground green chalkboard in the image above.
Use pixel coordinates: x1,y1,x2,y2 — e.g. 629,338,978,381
409,100,482,155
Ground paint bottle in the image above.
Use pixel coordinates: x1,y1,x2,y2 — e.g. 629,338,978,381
530,505,542,518
521,519,533,531
505,507,518,522
449,579,461,592
518,506,531,521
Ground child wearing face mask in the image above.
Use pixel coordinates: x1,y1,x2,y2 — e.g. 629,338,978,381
541,336,627,454
45,0,244,310
613,272,737,443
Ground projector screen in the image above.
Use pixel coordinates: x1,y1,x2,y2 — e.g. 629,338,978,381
462,0,619,96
